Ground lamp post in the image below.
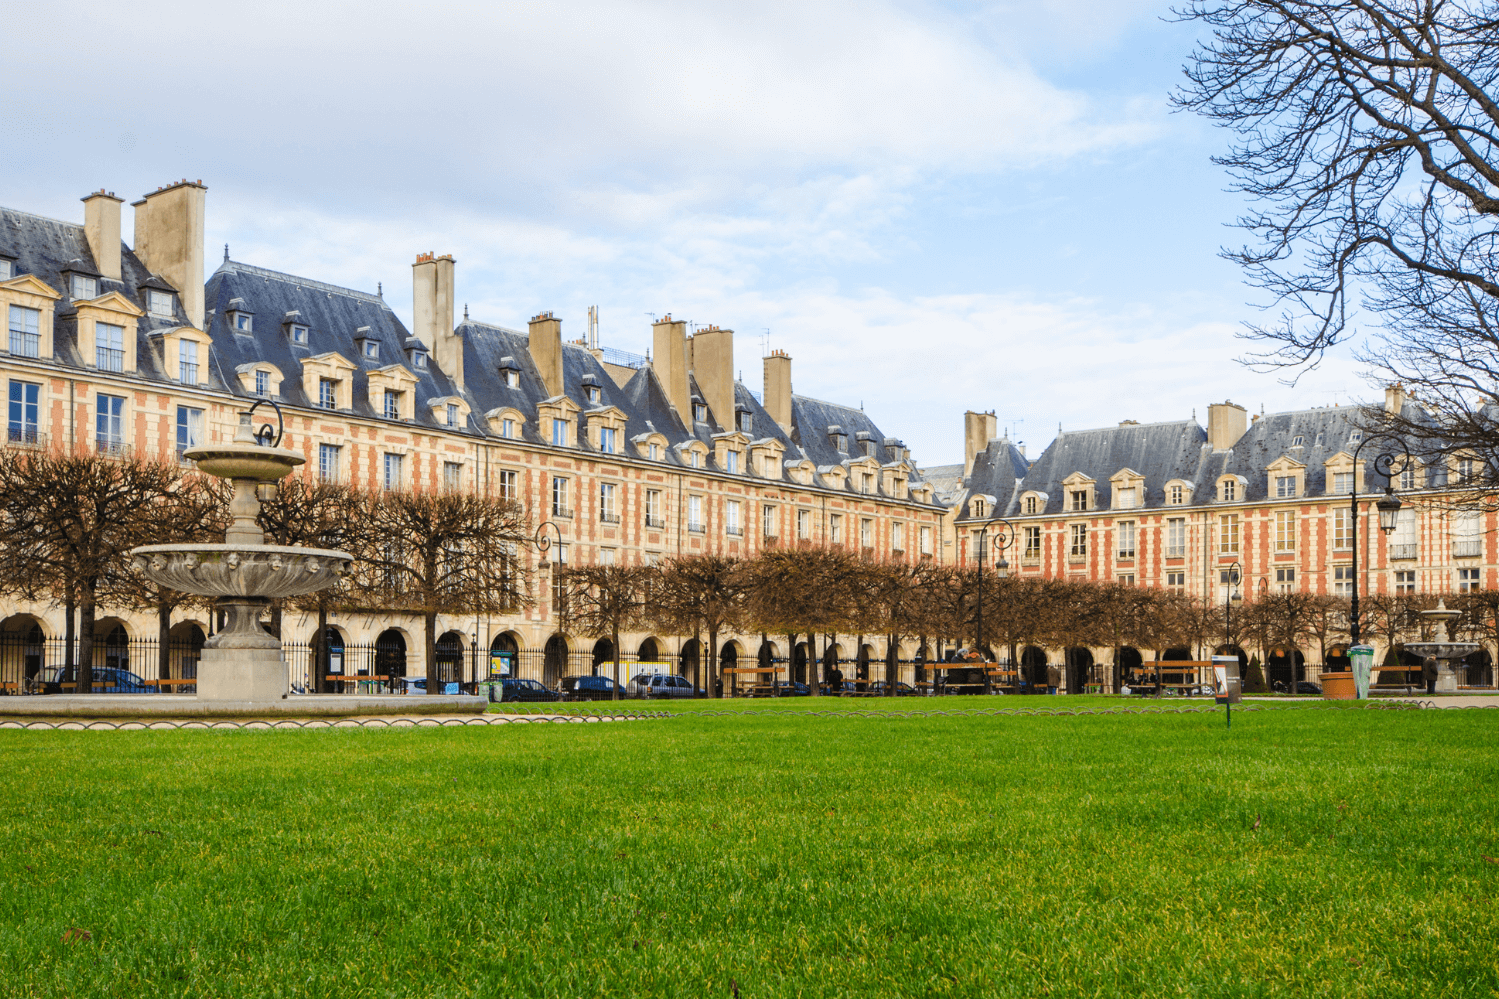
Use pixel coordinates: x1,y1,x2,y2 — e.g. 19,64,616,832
974,519,1015,695
1347,445,1409,645
1224,560,1242,651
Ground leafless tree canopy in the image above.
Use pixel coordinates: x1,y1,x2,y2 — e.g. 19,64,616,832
557,563,656,698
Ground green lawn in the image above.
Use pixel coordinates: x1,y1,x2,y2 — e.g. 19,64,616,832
1,707,1495,997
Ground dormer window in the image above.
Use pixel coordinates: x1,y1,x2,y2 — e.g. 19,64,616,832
71,274,97,300
599,427,617,454
0,258,12,280
1350,430,1363,442
974,499,986,518
725,450,738,473
1275,475,1297,498
383,390,401,420
1024,496,1039,515
586,385,601,404
1291,436,1305,447
1222,479,1236,501
694,402,708,423
834,434,847,452
1169,484,1184,505
412,351,427,368
319,379,337,410
1070,490,1088,511
446,403,459,427
255,369,270,396
363,340,380,360
737,411,753,434
649,442,660,460
178,341,199,384
691,450,702,469
501,418,515,439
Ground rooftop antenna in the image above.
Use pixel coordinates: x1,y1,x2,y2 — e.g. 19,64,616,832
463,304,469,322
223,243,229,263
587,305,599,350
377,282,383,297
645,312,657,323
761,328,771,357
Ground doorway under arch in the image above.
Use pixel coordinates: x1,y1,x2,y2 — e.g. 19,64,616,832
0,617,46,687
1065,647,1094,694
1462,647,1493,687
857,643,873,682
1267,647,1305,689
680,638,701,686
375,630,408,687
167,622,206,682
637,637,661,663
720,642,739,695
435,631,465,686
543,635,569,686
592,638,615,675
1021,646,1047,688
793,642,808,685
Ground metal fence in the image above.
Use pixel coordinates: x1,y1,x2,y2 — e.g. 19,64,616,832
0,635,205,692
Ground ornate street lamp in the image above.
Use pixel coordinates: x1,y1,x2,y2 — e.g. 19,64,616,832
1342,440,1410,698
1223,560,1242,652
974,519,1015,695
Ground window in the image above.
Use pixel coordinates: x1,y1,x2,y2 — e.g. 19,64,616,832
1024,525,1041,558
725,450,739,474
1118,573,1135,585
1459,568,1482,592
382,453,404,490
645,490,664,528
1275,510,1296,552
694,403,707,422
0,259,10,280
1117,521,1136,559
1399,466,1416,490
1457,457,1476,483
1334,507,1353,550
859,518,872,548
318,444,341,482
1454,509,1481,557
798,510,811,540
498,469,517,502
71,274,97,300
383,390,400,420
586,385,600,404
1333,565,1353,596
973,499,985,518
830,514,843,543
414,352,427,369
599,426,616,454
8,306,39,357
1219,514,1240,554
148,290,174,317
727,500,742,536
1275,567,1295,593
8,381,39,443
1219,568,1240,604
1024,495,1039,514
1332,471,1353,494
363,340,380,360
690,450,702,469
319,378,336,410
763,504,777,537
234,313,252,332
600,482,619,523
1069,523,1087,557
892,521,904,551
1070,490,1088,511
1350,429,1363,442
1166,517,1186,558
862,472,874,494
1395,570,1417,594
688,495,704,532
95,323,124,372
1116,487,1137,509
1166,571,1185,588
648,442,660,460
175,406,203,458
738,412,753,434
551,477,570,517
1291,435,1304,447
1275,475,1297,498
254,369,270,396
1168,484,1184,505
920,525,933,556
178,340,198,383
95,394,124,452
598,548,616,566
443,462,462,492
289,324,308,344
1391,509,1416,559
552,419,568,446
446,403,460,427
1221,479,1237,502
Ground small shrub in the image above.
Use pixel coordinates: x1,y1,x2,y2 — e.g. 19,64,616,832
1243,655,1269,692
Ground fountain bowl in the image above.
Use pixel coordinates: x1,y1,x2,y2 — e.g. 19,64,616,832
131,544,353,600
183,442,305,481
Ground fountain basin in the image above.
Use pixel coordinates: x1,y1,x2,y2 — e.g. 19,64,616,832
183,442,304,481
131,544,353,600
1400,642,1479,662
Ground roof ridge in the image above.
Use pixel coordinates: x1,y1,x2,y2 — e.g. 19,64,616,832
0,206,84,230
216,260,391,310
1060,418,1203,435
459,319,528,337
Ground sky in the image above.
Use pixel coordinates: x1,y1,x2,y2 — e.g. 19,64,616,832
0,0,1371,466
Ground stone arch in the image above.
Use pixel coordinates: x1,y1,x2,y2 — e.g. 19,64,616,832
1021,646,1047,687
719,640,741,695
591,638,615,675
1163,647,1192,661
0,614,47,687
1064,647,1094,694
793,642,808,685
680,638,701,686
1266,646,1305,688
94,620,132,673
543,634,569,687
435,630,466,686
167,621,206,683
490,631,520,677
857,643,874,681
1462,647,1492,687
1119,646,1144,685
637,637,662,662
375,629,408,684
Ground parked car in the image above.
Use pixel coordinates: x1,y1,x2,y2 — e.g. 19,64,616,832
488,677,562,703
868,680,917,696
559,675,627,701
762,679,810,697
627,673,699,699
400,677,462,695
35,666,157,694
1271,679,1323,696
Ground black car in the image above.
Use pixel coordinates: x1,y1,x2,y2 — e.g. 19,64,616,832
868,680,917,696
1271,679,1323,696
559,675,628,701
490,677,561,703
35,666,156,695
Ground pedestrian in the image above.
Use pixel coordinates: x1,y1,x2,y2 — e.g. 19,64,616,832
1045,663,1061,695
1422,656,1439,696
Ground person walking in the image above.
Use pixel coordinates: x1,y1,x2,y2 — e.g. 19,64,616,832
1045,663,1061,696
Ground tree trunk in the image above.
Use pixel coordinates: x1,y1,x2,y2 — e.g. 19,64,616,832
425,609,440,694
612,624,621,701
157,601,171,680
315,601,329,694
77,584,96,695
708,625,720,699
809,631,820,696
885,633,897,695
63,584,76,673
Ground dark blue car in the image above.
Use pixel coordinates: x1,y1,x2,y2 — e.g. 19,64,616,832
559,675,627,701
36,666,156,694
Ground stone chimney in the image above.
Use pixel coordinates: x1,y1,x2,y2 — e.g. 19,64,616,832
411,253,461,387
1206,401,1248,451
81,190,123,281
691,324,734,430
964,410,997,478
1385,383,1407,415
763,349,792,433
528,311,564,398
651,315,690,424
131,179,207,329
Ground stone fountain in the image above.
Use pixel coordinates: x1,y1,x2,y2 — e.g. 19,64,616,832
1402,600,1475,695
3,406,485,717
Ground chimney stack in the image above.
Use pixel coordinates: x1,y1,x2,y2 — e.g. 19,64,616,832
411,253,461,388
131,179,207,328
651,315,690,425
964,410,997,477
763,349,792,433
1206,401,1248,451
691,324,735,430
528,311,564,398
81,190,123,281
1385,383,1407,415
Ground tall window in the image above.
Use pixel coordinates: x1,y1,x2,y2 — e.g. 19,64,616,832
71,274,96,300
1024,495,1039,514
255,369,270,396
1457,457,1475,483
96,323,124,371
600,482,619,523
503,368,517,387
648,442,660,460
1392,508,1417,558
446,403,460,427
859,518,872,548
9,305,40,357
1275,510,1296,552
1115,486,1137,509
727,500,742,535
1166,517,1186,558
599,426,616,454
1168,484,1184,505
178,340,198,383
919,525,933,555
973,499,986,518
828,513,844,543
1275,567,1295,593
1333,565,1353,596
798,509,811,540
688,495,704,532
1399,466,1416,490
382,453,404,490
1334,507,1353,550
383,390,399,420
8,381,39,443
764,504,777,538
1069,523,1087,557
443,462,462,492
498,470,517,502
1070,490,1088,511
1221,478,1237,501
175,406,203,458
694,403,707,423
1394,570,1417,594
861,472,872,494
1458,567,1482,592
1333,471,1353,494
319,378,336,409
892,521,904,551
1117,521,1136,559
1219,514,1240,554
551,477,570,517
148,290,174,317
645,489,663,528
552,419,568,446
501,418,516,439
1454,509,1481,557
95,394,125,452
1024,525,1041,558
690,450,702,469
1275,475,1296,498
318,444,341,482
726,450,739,474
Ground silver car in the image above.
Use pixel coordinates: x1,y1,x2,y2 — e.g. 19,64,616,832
628,673,698,699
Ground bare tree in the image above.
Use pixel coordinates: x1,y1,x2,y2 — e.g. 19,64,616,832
743,545,857,693
858,557,941,695
558,563,655,700
649,554,748,699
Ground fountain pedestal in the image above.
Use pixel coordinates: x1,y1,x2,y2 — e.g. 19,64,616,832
1402,600,1474,696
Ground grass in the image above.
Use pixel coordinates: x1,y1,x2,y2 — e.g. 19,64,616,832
1,707,1496,997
